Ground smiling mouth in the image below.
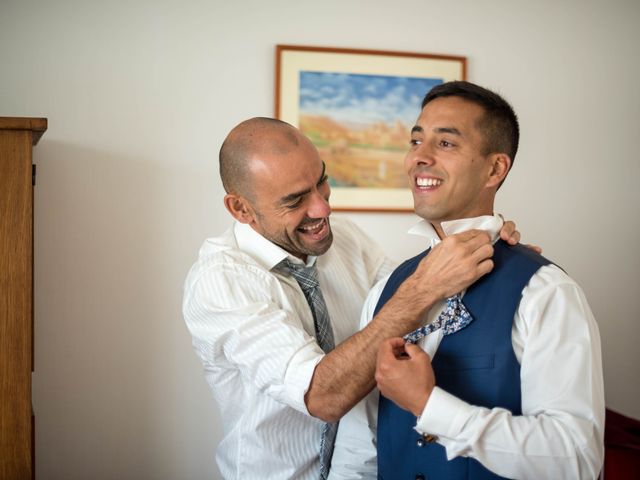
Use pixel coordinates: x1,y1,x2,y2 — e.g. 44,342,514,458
297,218,327,235
416,177,443,189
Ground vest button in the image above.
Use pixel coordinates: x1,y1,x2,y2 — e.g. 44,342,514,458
416,437,425,447
423,433,438,443
415,474,426,480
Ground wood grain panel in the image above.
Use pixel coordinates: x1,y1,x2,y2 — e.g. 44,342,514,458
0,117,45,480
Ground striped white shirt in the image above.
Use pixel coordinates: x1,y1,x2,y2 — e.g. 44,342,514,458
183,216,392,479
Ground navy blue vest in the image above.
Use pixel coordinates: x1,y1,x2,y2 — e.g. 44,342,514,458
375,241,552,480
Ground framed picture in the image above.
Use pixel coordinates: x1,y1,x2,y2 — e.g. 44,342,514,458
275,45,466,212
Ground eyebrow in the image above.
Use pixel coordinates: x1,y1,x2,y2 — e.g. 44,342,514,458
411,125,463,137
434,127,462,136
279,162,327,204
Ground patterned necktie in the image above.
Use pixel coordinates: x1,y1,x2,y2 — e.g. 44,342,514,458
276,259,337,480
403,293,474,344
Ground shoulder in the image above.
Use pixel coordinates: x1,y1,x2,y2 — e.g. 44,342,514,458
190,228,268,276
495,241,555,268
485,243,589,306
517,262,597,349
183,229,280,307
511,247,592,322
490,241,563,285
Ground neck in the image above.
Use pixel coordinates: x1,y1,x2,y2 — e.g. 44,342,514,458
431,222,446,239
429,210,496,239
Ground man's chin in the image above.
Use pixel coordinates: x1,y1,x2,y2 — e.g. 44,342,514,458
413,204,442,222
301,232,334,257
295,218,332,254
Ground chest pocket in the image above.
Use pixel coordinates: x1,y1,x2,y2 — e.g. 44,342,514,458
434,350,521,412
435,352,495,371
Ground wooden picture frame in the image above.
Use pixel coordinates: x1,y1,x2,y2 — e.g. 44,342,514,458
275,45,466,212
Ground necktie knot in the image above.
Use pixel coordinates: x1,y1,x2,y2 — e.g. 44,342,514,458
278,259,320,292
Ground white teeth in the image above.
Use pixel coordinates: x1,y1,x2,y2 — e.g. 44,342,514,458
299,219,324,231
416,177,442,187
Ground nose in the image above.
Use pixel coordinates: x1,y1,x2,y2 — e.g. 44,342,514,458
407,142,435,169
307,189,332,219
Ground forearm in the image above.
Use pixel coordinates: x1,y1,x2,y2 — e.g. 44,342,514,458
307,231,496,421
306,279,440,422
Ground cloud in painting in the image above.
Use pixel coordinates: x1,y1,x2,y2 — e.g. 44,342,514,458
299,71,442,127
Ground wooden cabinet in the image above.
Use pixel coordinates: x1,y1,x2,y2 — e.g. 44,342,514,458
0,117,47,480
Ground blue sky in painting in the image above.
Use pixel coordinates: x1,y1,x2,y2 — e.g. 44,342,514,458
299,71,442,127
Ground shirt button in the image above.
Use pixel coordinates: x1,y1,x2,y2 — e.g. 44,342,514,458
415,474,426,480
416,437,425,447
423,433,438,443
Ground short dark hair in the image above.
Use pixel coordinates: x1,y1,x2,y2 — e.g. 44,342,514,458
422,81,519,165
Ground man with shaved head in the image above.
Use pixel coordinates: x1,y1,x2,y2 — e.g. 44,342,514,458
183,117,521,479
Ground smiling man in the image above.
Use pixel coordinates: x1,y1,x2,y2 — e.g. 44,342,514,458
182,117,524,479
336,81,604,479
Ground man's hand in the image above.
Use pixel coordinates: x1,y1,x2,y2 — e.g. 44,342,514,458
409,229,494,302
376,338,435,417
304,231,489,421
499,219,520,245
500,218,542,253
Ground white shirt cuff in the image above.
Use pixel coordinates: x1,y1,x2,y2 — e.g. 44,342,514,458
278,341,324,415
415,386,473,440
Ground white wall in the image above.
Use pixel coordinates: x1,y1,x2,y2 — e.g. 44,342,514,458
1,0,638,478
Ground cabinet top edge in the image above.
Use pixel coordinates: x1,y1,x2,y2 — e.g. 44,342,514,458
0,117,48,145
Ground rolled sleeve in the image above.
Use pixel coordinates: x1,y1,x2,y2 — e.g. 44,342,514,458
281,342,325,414
184,261,325,414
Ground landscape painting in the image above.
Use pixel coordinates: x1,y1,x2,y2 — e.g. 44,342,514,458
298,72,442,190
276,45,466,211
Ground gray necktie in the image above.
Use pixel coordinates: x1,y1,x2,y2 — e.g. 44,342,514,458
277,259,337,480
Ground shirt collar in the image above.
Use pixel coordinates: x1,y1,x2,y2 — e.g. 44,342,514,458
408,214,504,247
234,221,318,271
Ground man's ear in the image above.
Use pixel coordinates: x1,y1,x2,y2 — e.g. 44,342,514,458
223,193,256,225
486,153,512,188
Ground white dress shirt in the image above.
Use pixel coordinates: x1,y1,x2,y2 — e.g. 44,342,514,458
182,216,393,480
330,215,605,480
